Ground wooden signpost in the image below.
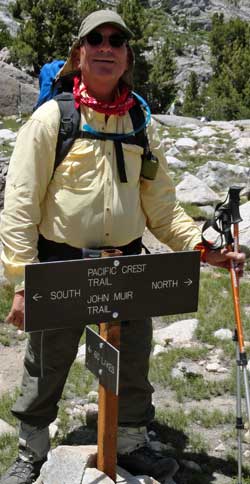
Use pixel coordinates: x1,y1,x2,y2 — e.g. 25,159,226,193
24,250,200,482
84,322,120,480
97,322,120,481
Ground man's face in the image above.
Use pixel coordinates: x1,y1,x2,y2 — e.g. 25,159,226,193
79,24,128,90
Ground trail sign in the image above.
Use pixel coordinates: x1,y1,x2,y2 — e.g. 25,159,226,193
86,326,120,395
24,250,200,483
24,251,200,332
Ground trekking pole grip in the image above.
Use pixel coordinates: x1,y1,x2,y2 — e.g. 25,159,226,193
228,186,243,226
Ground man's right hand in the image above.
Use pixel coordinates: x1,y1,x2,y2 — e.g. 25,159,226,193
6,290,24,330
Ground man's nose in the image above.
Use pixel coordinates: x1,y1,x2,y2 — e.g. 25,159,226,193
99,37,112,50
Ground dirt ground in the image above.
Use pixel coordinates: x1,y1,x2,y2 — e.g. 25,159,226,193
0,339,26,397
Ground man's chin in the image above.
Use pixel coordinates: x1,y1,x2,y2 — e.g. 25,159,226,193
91,70,119,83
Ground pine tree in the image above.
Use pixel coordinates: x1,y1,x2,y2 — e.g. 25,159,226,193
182,71,201,117
160,0,171,13
10,0,106,72
203,14,250,120
148,39,176,113
116,0,176,111
0,20,13,49
117,0,147,44
116,0,149,95
79,0,104,18
11,0,80,72
9,0,22,19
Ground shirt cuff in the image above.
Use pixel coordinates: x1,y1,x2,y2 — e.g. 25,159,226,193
15,281,25,293
194,242,212,263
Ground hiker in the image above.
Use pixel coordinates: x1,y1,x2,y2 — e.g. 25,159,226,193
0,9,245,484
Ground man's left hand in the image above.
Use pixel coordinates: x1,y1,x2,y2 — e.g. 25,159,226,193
206,248,246,276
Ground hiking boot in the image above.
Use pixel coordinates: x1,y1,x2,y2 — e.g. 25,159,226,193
117,444,179,481
0,456,46,484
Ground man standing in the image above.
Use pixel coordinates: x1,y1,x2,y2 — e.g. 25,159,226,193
0,9,245,484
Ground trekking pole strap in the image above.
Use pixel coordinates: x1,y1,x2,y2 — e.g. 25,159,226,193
228,186,243,225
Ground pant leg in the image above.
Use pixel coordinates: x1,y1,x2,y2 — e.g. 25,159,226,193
12,326,83,428
13,318,154,428
118,318,155,427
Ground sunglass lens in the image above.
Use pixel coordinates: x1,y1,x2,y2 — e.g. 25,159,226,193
86,31,103,46
109,34,126,47
85,31,126,48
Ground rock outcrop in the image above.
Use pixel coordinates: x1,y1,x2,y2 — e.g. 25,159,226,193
0,0,19,34
0,62,38,116
33,445,163,484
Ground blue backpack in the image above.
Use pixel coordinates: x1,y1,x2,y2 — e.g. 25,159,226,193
35,60,65,109
35,60,157,182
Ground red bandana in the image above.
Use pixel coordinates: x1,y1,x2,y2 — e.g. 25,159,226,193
73,76,136,116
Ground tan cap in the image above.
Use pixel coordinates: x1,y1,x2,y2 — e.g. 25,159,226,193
78,9,133,40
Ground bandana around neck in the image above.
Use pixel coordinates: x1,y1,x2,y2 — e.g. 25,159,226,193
73,76,136,116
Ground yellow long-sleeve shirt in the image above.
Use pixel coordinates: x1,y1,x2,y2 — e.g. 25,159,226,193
0,100,201,291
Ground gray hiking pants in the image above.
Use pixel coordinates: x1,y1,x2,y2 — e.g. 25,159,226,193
12,319,154,428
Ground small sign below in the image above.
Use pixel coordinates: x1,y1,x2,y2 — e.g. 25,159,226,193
85,326,120,395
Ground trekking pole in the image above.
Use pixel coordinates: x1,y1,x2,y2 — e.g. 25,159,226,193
221,186,250,484
228,187,250,431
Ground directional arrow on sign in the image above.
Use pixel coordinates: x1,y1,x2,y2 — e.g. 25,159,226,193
184,278,192,286
32,293,43,302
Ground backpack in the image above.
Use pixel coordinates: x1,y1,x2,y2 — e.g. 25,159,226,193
35,60,65,109
35,61,159,182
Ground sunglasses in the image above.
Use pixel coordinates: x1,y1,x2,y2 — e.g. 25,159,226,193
84,31,127,48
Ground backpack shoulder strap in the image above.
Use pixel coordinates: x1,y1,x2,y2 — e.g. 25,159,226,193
129,102,148,150
53,92,80,173
110,100,151,183
129,100,159,181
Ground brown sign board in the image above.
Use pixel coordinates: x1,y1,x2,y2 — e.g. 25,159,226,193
24,251,200,332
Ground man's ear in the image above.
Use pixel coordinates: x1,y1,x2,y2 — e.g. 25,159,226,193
126,45,134,70
71,47,81,70
121,45,134,89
